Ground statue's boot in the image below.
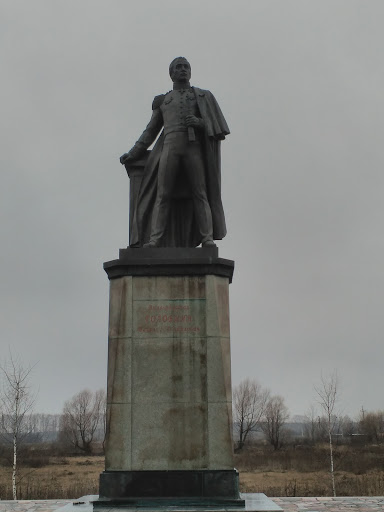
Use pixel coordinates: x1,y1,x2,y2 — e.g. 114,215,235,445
143,241,160,248
202,239,216,247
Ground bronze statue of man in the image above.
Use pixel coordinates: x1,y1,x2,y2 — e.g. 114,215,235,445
120,57,230,248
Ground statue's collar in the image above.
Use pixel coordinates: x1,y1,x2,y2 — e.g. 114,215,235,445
173,81,191,90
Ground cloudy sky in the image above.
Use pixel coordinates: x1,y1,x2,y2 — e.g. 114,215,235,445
1,1,384,419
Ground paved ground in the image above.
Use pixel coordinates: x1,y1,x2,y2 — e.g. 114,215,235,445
273,497,384,511
0,501,71,511
0,497,383,512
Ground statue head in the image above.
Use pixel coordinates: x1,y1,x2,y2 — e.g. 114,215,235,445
169,57,191,83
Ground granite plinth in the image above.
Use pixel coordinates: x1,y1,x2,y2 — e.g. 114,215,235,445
104,274,234,472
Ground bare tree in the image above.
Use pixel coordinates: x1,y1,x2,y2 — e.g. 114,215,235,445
23,413,61,442
0,353,36,500
358,410,384,443
60,389,106,454
314,371,339,497
335,414,356,437
303,405,319,444
261,395,289,450
233,378,270,450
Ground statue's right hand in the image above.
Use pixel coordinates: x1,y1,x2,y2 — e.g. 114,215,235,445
120,153,132,165
120,145,146,165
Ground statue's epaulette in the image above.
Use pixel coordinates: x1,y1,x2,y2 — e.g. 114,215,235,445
152,94,165,110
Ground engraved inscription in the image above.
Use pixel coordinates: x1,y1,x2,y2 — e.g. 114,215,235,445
134,300,206,337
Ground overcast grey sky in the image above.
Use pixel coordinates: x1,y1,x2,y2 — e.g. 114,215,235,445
1,1,384,418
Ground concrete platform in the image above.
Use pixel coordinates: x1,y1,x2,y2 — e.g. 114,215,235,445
62,494,280,511
1,496,384,512
0,494,280,511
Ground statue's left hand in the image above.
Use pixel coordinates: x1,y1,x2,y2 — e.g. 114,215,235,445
185,115,204,128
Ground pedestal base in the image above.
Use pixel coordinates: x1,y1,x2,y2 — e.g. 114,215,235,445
99,469,242,502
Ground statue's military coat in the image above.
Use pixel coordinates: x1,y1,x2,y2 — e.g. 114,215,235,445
130,87,230,248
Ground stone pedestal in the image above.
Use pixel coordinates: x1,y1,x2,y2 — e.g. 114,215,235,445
99,247,243,506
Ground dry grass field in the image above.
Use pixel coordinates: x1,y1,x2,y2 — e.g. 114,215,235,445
0,456,104,500
235,443,384,497
0,443,384,499
239,469,384,497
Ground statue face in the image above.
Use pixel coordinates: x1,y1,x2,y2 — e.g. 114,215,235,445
170,59,191,83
